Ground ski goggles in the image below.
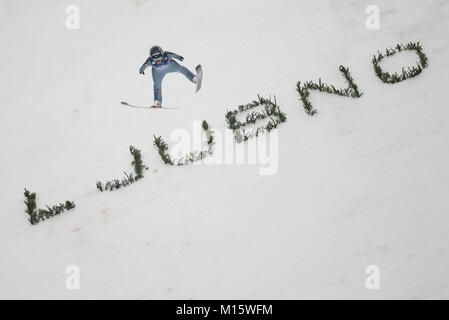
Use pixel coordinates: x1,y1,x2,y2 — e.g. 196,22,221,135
151,53,163,61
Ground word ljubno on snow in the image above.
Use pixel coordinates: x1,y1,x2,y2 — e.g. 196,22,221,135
23,41,428,224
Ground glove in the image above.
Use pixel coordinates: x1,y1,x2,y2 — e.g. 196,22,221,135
139,66,145,75
178,56,184,61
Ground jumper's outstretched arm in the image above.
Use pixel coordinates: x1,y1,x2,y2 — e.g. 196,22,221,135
166,51,184,61
139,56,152,74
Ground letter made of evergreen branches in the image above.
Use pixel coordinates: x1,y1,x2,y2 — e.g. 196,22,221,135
225,95,286,142
153,120,215,166
372,41,428,84
296,65,363,116
23,189,75,225
96,145,148,192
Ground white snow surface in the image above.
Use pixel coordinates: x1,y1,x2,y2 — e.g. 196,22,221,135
1,0,449,299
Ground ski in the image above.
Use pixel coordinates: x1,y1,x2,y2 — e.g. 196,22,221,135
120,102,179,110
195,65,203,93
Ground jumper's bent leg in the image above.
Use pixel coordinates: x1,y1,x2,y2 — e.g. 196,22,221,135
171,60,196,82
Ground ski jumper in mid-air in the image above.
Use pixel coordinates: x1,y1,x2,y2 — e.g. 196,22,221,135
139,45,202,108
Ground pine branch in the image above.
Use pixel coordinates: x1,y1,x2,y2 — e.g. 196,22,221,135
225,95,286,141
130,145,145,179
153,135,174,165
96,146,148,192
372,41,428,84
154,121,215,165
23,189,75,225
295,65,363,116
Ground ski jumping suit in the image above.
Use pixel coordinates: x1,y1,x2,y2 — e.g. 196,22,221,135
139,51,196,103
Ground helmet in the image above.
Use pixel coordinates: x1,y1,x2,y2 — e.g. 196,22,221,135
150,45,163,60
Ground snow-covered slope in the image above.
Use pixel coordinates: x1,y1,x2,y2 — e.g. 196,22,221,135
1,0,448,299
